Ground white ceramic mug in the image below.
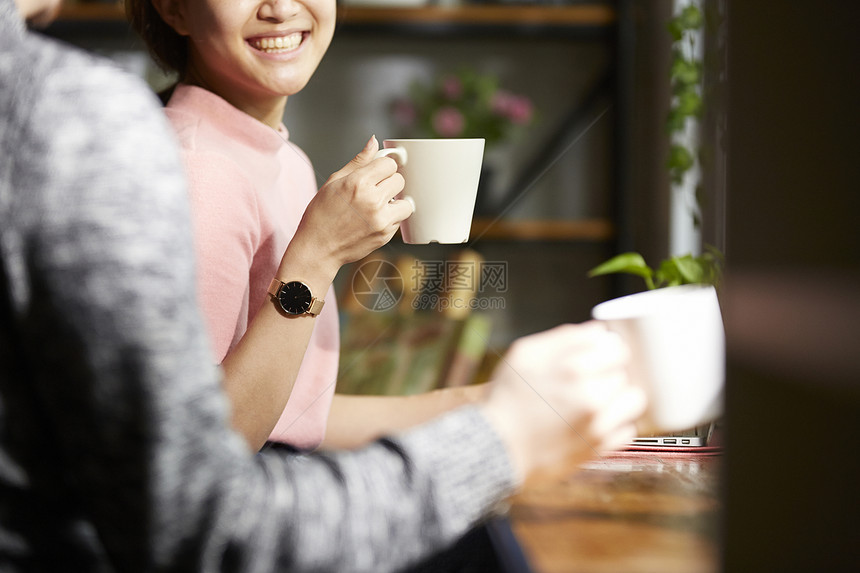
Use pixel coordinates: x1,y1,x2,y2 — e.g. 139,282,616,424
376,138,485,244
591,284,725,434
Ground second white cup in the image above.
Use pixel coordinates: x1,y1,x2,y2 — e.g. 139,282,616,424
591,284,725,434
377,138,485,244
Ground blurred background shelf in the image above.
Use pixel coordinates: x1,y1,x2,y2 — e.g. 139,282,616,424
338,5,614,26
57,3,615,26
56,2,124,21
470,218,614,242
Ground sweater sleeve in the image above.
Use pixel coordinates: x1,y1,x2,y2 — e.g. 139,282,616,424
11,43,517,573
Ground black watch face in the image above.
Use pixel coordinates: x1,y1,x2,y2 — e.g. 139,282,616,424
277,281,312,315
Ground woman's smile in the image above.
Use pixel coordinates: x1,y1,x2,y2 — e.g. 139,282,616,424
247,31,307,55
174,0,336,126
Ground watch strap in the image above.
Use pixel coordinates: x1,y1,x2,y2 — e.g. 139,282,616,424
307,297,325,316
267,278,282,298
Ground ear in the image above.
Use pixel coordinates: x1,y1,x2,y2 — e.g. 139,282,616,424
150,0,191,36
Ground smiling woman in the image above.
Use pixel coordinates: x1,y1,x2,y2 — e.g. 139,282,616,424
124,0,493,455
129,0,335,127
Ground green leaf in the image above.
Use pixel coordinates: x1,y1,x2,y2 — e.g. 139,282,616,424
667,85,702,134
591,248,725,291
676,90,703,117
667,18,684,42
678,4,703,31
667,144,694,172
588,253,655,288
655,259,682,287
475,74,497,101
700,245,725,286
703,244,725,264
674,255,706,283
695,183,707,209
693,210,702,229
666,107,687,133
657,257,696,287
670,57,701,87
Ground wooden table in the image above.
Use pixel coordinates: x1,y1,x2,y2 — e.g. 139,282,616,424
509,450,721,573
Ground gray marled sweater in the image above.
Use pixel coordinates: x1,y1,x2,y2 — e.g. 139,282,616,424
0,2,515,571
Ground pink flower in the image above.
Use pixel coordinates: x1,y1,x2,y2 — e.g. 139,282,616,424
492,91,533,125
506,95,533,125
392,99,417,127
441,75,463,100
491,90,515,116
432,106,465,137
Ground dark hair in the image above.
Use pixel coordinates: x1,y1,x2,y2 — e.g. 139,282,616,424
126,0,188,77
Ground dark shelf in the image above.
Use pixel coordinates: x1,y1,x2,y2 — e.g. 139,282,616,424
336,6,614,38
57,3,614,24
51,3,615,37
471,218,614,242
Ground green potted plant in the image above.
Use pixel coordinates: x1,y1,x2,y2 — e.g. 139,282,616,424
587,246,723,291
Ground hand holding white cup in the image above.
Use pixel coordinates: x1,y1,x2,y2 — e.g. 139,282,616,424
375,139,485,244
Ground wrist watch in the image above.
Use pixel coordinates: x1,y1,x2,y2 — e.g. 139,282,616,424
267,278,325,317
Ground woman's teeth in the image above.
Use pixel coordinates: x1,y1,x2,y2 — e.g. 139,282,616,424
251,33,302,53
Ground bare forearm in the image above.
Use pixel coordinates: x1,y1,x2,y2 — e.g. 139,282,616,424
321,384,491,450
220,244,339,451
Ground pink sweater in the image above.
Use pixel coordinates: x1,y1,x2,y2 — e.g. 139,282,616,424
165,84,338,449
